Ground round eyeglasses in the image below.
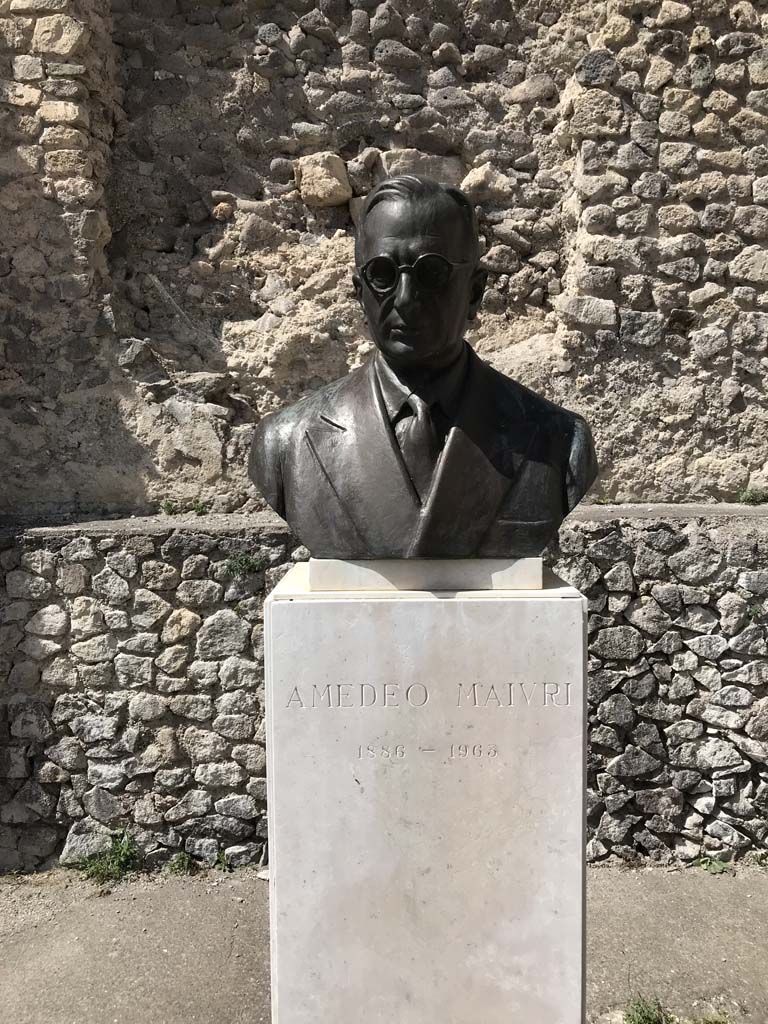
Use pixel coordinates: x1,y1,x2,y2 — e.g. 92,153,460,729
360,253,476,297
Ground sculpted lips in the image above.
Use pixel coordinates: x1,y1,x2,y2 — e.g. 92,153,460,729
386,319,422,340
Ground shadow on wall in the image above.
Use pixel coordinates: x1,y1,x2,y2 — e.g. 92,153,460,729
103,0,583,517
105,0,768,509
9,0,768,522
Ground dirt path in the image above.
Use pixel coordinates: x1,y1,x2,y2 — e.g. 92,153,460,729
1,864,766,1023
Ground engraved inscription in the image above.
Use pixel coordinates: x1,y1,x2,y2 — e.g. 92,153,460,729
286,682,430,709
450,743,497,758
357,744,406,759
285,681,572,709
355,743,500,760
456,682,572,708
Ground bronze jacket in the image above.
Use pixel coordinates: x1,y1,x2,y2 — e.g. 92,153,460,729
249,347,597,559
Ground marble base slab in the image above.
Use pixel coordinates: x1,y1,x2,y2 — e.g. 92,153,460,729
266,564,586,1024
307,557,543,591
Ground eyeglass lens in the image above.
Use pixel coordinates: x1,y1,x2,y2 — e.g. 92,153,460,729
364,254,453,294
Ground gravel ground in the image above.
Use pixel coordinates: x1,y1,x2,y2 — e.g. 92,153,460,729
1,864,767,1023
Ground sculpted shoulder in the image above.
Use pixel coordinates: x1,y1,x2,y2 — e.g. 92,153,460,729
483,361,576,429
249,363,370,516
482,360,598,508
254,364,367,445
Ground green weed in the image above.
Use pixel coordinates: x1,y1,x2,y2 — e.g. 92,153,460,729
160,498,178,515
215,849,232,872
192,498,210,516
226,552,268,577
692,856,730,875
79,832,142,884
168,851,197,876
747,601,764,622
624,994,674,1024
738,487,768,505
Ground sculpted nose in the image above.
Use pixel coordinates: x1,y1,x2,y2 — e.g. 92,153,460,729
393,268,420,319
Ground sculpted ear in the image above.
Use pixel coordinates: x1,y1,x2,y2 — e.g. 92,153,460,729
467,267,487,322
352,270,362,303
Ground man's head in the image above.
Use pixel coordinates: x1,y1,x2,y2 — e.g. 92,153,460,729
353,176,487,373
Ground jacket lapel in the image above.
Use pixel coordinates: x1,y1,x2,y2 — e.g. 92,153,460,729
304,360,420,557
410,351,539,557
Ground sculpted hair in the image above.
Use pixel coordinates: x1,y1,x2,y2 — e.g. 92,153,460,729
355,175,480,263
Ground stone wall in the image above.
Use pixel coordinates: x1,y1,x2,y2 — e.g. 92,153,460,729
0,0,118,516
2,507,768,871
0,513,294,870
3,0,768,519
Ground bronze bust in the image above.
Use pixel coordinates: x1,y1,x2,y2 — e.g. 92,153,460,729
250,176,597,559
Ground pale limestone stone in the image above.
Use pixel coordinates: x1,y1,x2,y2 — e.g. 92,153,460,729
11,0,71,10
196,609,249,659
168,694,212,721
555,295,617,330
598,14,633,47
5,571,51,600
131,589,172,629
25,603,68,636
161,608,201,644
193,762,246,787
459,163,516,202
645,56,675,92
379,147,463,185
19,635,61,660
59,818,113,866
266,564,585,1022
70,596,104,638
655,1,690,26
0,78,40,105
505,73,556,104
69,634,117,663
731,245,768,283
56,562,89,595
61,537,96,562
40,124,88,150
38,99,89,127
295,152,352,207
0,16,33,50
32,14,89,57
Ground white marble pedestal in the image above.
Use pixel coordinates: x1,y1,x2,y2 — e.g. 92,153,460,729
265,561,587,1024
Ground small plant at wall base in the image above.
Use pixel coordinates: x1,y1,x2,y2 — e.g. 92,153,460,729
691,855,731,875
168,851,198,876
192,498,210,516
738,487,768,505
624,994,674,1024
160,498,178,515
78,833,142,884
227,552,268,577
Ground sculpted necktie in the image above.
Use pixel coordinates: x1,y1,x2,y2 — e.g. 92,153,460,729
395,393,439,503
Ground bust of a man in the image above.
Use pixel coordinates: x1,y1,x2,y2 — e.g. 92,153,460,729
250,175,597,559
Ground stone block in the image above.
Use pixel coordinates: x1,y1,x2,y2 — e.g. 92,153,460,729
38,99,89,127
295,151,353,208
11,0,71,9
266,564,586,1022
32,14,89,57
0,77,40,105
380,147,464,185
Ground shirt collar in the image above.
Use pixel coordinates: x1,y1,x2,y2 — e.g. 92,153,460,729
374,345,469,423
